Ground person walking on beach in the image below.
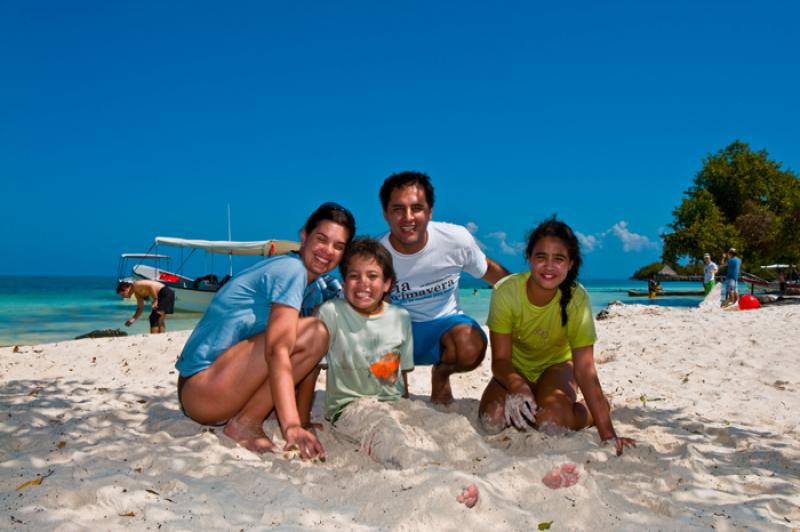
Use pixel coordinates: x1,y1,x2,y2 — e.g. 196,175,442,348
721,248,742,306
174,202,356,458
478,216,635,456
702,253,718,295
379,171,510,404
116,279,175,333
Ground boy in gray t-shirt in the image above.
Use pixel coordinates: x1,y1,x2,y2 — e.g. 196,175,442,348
308,238,413,422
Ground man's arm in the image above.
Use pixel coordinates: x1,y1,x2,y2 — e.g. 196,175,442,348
482,257,511,286
125,296,145,326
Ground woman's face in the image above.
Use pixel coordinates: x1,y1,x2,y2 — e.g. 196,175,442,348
527,236,573,292
300,220,349,278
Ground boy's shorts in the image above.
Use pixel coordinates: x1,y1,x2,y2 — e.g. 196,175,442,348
411,314,486,365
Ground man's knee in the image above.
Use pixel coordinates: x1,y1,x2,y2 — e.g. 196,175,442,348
444,326,486,370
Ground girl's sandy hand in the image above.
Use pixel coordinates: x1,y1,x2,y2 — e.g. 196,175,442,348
504,391,537,430
284,426,326,461
604,436,636,456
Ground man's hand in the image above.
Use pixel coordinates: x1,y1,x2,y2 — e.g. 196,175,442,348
125,318,135,327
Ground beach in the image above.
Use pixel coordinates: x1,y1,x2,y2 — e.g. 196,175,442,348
2,299,798,530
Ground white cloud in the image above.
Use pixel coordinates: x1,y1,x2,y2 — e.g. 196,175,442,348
608,221,658,252
465,221,479,234
576,231,600,253
574,222,658,254
488,231,525,255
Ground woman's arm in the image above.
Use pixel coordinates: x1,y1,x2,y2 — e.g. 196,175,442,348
265,304,304,433
572,345,635,454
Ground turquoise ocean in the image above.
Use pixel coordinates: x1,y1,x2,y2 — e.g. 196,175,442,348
0,276,721,346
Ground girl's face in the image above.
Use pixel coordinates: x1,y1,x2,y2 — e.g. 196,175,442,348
527,236,574,293
300,220,349,278
343,255,391,315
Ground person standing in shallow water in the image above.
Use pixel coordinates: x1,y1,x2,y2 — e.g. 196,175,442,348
378,171,510,404
478,216,635,456
174,202,356,458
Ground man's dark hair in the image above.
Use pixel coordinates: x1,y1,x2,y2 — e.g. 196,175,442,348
116,281,133,294
379,171,435,210
303,202,356,245
339,237,396,291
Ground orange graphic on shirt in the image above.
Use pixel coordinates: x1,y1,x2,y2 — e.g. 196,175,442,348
370,352,400,384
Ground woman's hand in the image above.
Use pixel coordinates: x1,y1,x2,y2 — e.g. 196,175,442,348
504,385,537,430
284,425,326,461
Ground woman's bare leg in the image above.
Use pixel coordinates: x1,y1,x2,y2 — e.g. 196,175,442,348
180,318,328,453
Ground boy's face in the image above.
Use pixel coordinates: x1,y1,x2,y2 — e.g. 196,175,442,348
343,255,391,316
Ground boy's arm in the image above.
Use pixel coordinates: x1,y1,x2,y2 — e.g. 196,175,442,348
401,370,411,398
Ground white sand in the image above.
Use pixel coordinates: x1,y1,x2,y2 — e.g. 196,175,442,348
2,300,799,530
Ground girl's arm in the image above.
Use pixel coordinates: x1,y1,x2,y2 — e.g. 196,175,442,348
491,330,537,428
572,345,635,455
490,331,529,393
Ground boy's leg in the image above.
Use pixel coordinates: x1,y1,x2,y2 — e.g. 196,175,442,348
179,318,328,453
533,361,592,431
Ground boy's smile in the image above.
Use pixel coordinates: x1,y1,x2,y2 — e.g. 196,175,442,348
343,255,391,316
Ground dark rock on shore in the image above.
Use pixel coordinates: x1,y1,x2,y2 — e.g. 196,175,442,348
75,329,128,340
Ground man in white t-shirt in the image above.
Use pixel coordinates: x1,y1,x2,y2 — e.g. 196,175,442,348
379,171,510,404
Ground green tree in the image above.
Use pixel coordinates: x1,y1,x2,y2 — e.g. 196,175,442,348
662,141,800,269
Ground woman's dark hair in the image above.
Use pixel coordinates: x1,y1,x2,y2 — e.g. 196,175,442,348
303,202,356,244
379,171,435,210
339,237,396,291
525,215,582,327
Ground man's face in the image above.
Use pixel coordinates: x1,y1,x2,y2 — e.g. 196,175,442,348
382,184,432,254
704,256,710,264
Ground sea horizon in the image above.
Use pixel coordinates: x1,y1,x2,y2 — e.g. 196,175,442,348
0,275,719,347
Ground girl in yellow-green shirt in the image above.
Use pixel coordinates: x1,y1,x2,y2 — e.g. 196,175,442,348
479,217,635,456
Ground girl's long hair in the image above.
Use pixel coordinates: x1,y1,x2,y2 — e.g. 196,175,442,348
524,216,582,327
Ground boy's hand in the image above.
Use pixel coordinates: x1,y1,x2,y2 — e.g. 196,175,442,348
125,318,135,327
284,426,326,460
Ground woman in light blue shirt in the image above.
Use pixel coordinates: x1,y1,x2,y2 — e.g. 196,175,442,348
176,202,355,460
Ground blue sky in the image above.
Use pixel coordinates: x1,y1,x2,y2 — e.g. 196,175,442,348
2,1,798,278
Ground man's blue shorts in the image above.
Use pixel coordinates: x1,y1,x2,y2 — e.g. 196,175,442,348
411,314,487,365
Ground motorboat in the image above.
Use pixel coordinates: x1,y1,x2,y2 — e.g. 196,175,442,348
118,237,301,312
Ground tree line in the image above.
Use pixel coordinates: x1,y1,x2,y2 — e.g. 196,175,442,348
634,140,800,280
